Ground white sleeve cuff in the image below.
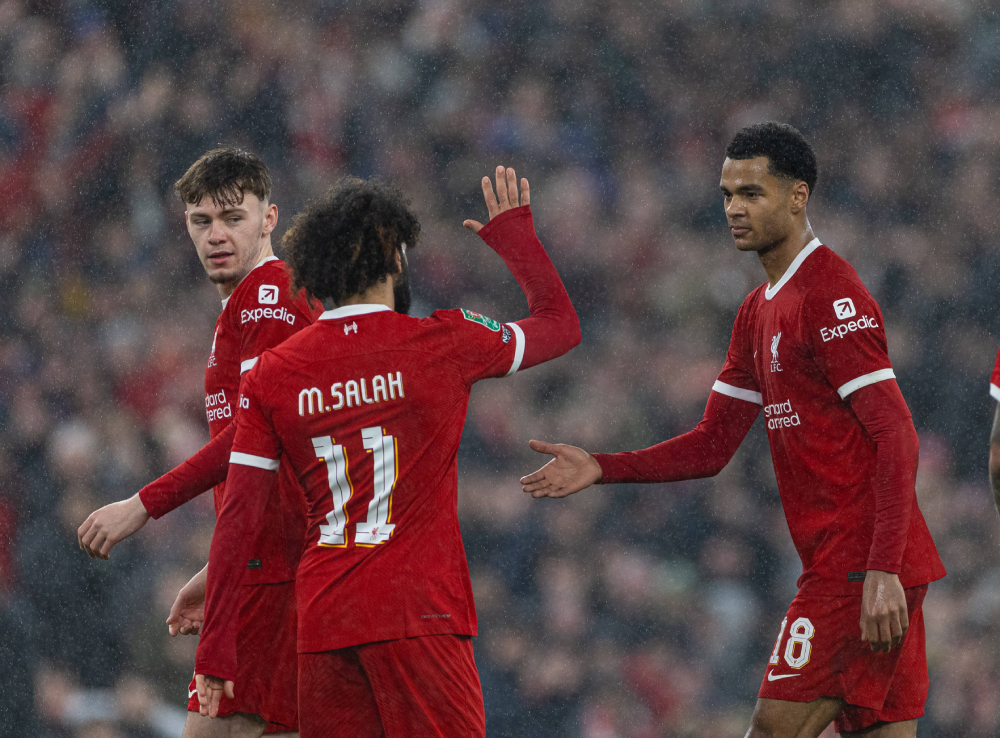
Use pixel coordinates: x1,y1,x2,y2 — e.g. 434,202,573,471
505,323,525,377
240,357,259,374
229,452,279,470
837,368,896,399
712,380,763,405
991,383,1000,402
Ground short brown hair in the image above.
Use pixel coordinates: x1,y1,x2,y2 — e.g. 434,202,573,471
174,147,272,207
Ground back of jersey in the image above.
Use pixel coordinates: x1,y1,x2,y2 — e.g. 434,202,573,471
235,303,523,653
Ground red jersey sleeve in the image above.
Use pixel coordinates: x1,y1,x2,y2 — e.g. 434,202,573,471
991,343,1000,401
438,206,581,385
712,294,763,406
801,276,894,399
196,366,280,683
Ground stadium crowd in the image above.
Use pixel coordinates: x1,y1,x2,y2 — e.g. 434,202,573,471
2,0,1000,735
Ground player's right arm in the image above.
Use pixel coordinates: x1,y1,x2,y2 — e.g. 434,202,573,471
521,300,762,497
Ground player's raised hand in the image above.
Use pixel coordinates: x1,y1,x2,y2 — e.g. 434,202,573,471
196,673,234,718
167,566,207,636
859,570,909,653
77,494,150,559
520,440,603,498
463,165,530,234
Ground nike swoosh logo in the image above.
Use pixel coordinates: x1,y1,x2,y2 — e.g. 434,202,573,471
189,689,198,698
767,671,801,681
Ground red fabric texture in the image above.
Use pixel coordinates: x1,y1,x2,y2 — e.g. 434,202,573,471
297,635,485,738
593,391,759,484
991,343,1000,400
596,244,943,596
847,381,918,574
197,205,578,683
758,585,928,731
188,581,298,730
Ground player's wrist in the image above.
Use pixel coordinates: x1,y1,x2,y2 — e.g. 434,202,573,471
128,493,151,522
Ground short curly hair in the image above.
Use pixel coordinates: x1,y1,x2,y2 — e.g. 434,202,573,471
282,177,420,305
725,122,818,194
174,147,272,207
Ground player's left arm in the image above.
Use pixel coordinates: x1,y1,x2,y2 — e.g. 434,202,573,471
848,380,916,653
803,277,914,652
194,370,279,715
463,166,582,373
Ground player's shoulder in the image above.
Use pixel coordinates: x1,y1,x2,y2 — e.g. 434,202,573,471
800,245,875,304
425,307,512,341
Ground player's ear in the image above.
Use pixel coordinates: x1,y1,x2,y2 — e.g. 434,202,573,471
392,245,403,274
790,180,809,214
261,202,278,235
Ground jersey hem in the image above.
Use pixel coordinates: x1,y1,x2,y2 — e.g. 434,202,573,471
230,452,280,470
712,380,763,405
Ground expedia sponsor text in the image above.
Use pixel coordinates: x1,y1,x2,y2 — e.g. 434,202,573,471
820,315,877,342
241,306,296,326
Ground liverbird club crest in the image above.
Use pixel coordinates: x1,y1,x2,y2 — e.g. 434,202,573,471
770,332,782,372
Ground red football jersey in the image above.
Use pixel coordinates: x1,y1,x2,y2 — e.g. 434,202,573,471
229,304,526,652
991,344,1000,401
205,256,322,584
714,240,945,596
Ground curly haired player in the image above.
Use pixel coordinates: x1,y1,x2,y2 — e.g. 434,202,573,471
195,168,581,737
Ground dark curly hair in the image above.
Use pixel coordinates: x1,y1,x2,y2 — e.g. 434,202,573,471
174,147,272,207
725,122,818,194
282,177,420,305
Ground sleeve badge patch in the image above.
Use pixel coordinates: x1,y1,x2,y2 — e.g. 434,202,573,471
461,308,501,332
501,325,512,343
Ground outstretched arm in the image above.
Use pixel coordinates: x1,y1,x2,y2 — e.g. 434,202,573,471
77,421,236,559
465,166,581,370
521,390,760,498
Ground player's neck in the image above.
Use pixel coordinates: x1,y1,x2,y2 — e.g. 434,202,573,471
758,226,816,288
215,241,275,299
336,278,395,311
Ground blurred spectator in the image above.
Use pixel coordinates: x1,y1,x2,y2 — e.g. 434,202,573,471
2,0,1000,735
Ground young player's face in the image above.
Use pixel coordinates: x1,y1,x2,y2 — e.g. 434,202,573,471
719,156,798,254
186,192,277,294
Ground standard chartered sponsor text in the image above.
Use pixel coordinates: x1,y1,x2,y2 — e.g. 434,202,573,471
205,389,232,422
763,399,800,430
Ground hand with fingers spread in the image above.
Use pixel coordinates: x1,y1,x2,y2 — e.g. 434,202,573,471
859,570,909,653
520,439,603,498
463,165,529,234
167,565,207,636
77,494,150,560
196,673,234,718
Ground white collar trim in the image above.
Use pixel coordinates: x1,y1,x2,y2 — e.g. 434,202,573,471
220,255,279,306
764,238,822,300
319,304,393,320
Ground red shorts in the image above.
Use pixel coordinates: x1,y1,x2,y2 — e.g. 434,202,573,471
759,585,928,733
298,634,485,738
188,581,298,732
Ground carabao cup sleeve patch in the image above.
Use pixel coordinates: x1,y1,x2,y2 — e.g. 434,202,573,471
461,308,501,332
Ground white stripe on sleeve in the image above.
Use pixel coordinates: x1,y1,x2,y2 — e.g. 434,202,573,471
505,323,526,377
229,452,279,471
240,357,258,374
712,380,763,405
991,383,1000,402
837,368,896,399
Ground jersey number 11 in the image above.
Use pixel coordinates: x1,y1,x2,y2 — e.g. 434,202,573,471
311,427,397,548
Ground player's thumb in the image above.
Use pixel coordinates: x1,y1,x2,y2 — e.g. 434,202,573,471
463,220,483,234
528,439,558,456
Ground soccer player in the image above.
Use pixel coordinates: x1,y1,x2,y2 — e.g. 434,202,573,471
77,148,320,737
192,168,581,736
989,347,1000,514
519,123,946,737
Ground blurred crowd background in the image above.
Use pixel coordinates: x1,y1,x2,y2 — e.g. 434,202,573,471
2,0,1000,735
